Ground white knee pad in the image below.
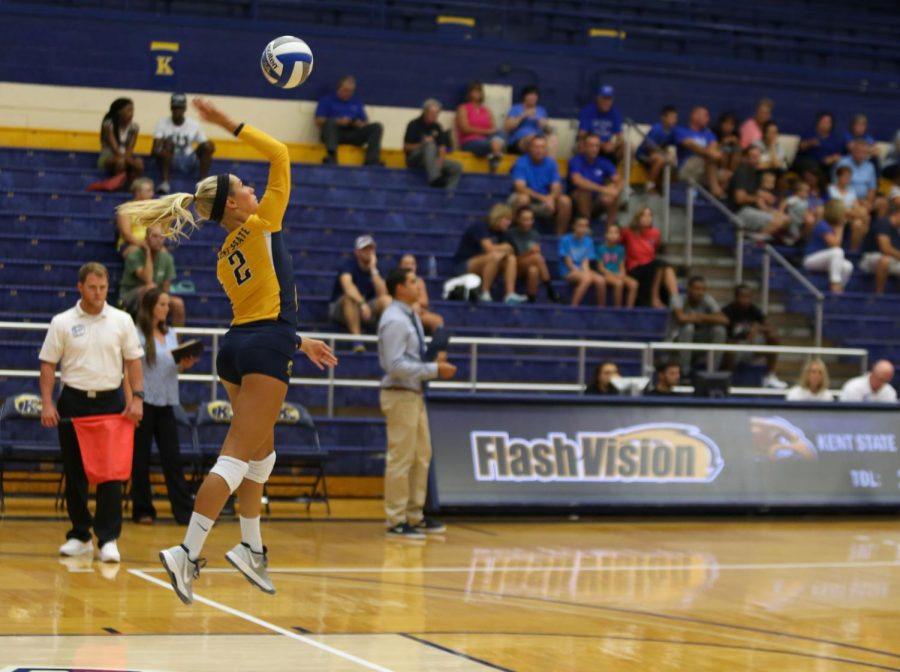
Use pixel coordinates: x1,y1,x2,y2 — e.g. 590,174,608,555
245,451,276,484
209,455,249,493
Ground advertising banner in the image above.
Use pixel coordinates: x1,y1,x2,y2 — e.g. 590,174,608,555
427,395,900,508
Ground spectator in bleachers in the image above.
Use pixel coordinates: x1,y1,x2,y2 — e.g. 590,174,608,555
398,254,444,333
829,165,871,251
586,361,621,396
568,133,622,226
636,105,678,194
456,80,505,172
721,284,786,389
833,141,878,212
756,121,787,179
844,114,879,164
116,177,155,258
674,106,727,199
595,224,637,308
504,85,555,156
506,206,560,303
509,136,572,235
622,206,679,308
859,206,900,294
784,180,815,245
119,224,186,326
559,216,606,308
670,276,728,374
802,200,853,294
152,93,215,195
714,112,741,174
740,98,774,150
315,75,383,166
644,360,683,396
403,99,461,190
883,130,900,183
839,360,897,403
452,204,528,304
786,358,834,401
793,112,843,179
728,146,789,238
329,234,391,351
576,85,623,162
98,97,143,185
130,287,196,526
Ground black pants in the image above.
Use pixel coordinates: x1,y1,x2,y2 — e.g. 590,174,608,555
320,119,383,165
57,387,124,545
131,403,194,525
629,260,670,308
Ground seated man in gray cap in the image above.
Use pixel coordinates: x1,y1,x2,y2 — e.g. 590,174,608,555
329,235,392,352
152,93,216,194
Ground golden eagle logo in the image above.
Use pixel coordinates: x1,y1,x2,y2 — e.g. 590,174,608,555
750,416,817,461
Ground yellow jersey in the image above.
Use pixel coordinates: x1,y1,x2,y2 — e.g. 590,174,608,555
216,125,298,327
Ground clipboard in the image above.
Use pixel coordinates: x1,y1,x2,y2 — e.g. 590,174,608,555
170,339,204,363
424,328,451,362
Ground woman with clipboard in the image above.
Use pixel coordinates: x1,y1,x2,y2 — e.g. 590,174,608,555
129,287,197,526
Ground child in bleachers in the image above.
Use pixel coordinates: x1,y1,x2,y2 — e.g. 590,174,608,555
784,180,815,245
595,224,637,308
98,97,143,186
116,177,155,257
636,105,677,194
559,216,606,308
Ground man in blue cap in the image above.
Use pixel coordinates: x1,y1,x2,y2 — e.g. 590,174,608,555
577,85,623,162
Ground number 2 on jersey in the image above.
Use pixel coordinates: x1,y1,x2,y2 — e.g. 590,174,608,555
228,250,252,286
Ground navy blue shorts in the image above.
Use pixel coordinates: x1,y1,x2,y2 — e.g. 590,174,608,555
217,321,298,385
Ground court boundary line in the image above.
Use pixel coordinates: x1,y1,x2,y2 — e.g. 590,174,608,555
135,559,900,574
400,634,514,672
128,569,392,672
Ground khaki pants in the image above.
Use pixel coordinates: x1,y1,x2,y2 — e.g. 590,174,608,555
380,388,431,528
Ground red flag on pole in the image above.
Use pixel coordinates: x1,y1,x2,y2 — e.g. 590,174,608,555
71,414,135,484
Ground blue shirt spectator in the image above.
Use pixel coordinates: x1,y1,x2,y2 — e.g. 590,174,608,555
331,257,376,301
833,153,878,200
578,102,622,143
453,221,503,266
804,221,833,257
511,154,561,196
507,102,549,146
567,153,617,191
559,232,596,277
315,93,367,122
596,242,625,273
796,114,844,166
637,121,675,160
673,126,717,166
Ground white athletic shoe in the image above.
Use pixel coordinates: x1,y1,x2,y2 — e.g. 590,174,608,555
763,373,788,389
225,542,275,594
98,540,120,563
160,544,206,605
59,538,93,557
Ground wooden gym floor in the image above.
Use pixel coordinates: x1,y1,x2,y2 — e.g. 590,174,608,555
0,501,898,671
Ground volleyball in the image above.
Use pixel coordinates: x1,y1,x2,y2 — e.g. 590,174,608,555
260,36,314,89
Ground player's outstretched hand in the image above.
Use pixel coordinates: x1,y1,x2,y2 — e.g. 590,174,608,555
192,98,239,134
300,338,339,370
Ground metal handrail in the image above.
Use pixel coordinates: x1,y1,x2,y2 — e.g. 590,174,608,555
623,118,672,241
761,244,825,348
0,321,868,416
686,178,746,284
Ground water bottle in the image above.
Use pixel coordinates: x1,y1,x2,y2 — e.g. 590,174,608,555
428,255,438,278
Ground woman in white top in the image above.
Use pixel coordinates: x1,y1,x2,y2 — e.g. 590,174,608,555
786,358,834,401
756,121,787,175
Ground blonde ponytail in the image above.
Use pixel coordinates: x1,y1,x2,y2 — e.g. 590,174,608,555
116,192,198,240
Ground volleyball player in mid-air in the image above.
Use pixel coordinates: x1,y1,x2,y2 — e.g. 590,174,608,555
118,98,337,604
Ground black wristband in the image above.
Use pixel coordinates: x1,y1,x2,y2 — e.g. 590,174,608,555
132,391,145,400
233,123,245,137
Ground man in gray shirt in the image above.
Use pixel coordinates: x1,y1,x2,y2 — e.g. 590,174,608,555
670,275,729,374
378,267,456,539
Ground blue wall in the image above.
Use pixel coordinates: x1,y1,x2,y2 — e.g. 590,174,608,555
1,4,898,138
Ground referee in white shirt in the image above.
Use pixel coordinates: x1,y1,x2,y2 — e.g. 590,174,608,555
39,262,145,563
